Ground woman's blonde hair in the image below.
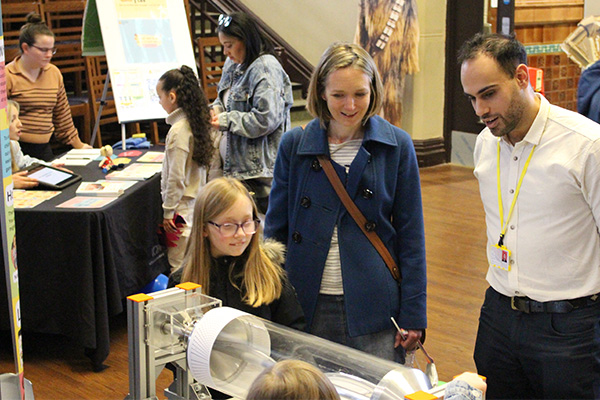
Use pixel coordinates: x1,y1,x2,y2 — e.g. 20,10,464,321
306,42,384,129
180,177,283,306
8,100,20,173
246,359,340,400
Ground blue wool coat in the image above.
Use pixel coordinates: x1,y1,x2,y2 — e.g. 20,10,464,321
264,116,427,337
578,59,600,124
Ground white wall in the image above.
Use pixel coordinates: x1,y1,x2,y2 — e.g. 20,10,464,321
585,0,600,17
240,0,359,65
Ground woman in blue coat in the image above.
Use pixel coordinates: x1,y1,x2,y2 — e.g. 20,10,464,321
264,42,426,362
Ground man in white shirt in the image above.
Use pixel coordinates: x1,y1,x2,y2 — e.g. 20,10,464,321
458,33,600,399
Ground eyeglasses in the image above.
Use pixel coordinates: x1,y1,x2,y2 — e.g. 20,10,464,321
208,219,259,237
31,44,57,55
218,14,232,27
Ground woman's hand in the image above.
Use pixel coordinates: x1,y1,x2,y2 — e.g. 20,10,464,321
12,171,39,189
72,140,93,150
210,114,221,130
394,329,422,351
51,162,73,173
162,218,179,234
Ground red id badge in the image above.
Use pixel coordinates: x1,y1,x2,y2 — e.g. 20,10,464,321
490,244,511,271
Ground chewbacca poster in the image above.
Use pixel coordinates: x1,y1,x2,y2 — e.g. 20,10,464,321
355,0,419,127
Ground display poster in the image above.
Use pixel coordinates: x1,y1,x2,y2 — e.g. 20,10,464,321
0,4,25,398
94,0,198,123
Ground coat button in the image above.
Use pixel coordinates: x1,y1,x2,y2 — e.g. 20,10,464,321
311,159,322,171
300,196,311,208
365,221,376,232
292,231,302,243
362,189,373,199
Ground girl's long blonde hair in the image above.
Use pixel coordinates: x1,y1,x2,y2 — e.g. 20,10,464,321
180,177,283,306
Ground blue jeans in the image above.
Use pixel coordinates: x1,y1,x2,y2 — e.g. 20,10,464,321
474,287,600,399
310,294,405,363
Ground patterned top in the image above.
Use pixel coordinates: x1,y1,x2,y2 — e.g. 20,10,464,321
6,56,79,146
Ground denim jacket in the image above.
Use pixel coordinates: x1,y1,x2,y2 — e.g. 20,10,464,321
213,54,293,180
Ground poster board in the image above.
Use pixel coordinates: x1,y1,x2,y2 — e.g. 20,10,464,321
0,4,26,398
94,0,198,123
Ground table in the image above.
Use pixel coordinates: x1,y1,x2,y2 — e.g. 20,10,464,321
0,148,169,370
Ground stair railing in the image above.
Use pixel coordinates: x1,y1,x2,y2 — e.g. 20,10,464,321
188,0,312,97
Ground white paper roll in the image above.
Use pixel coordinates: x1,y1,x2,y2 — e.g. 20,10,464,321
187,307,272,396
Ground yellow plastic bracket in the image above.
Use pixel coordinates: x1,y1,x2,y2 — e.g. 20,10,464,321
404,391,438,400
177,282,202,291
127,293,154,303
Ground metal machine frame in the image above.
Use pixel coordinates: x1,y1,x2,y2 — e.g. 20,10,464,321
125,283,220,400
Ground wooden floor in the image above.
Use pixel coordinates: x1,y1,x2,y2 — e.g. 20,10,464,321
0,164,489,399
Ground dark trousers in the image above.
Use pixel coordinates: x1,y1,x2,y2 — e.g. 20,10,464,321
474,287,600,399
18,142,54,162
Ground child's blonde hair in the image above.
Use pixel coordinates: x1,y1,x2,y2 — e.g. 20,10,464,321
246,359,340,400
7,100,20,173
180,177,284,306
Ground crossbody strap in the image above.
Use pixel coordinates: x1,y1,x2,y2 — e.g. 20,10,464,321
317,155,401,282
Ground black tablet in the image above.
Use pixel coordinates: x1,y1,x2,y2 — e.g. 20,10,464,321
23,163,82,190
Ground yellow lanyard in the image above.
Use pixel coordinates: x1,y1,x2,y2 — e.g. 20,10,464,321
496,140,536,246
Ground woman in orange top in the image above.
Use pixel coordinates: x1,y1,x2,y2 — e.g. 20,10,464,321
6,12,91,161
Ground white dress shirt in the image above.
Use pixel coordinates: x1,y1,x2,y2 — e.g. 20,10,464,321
474,94,600,301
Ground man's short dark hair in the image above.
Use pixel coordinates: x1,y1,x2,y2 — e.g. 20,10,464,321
457,33,527,78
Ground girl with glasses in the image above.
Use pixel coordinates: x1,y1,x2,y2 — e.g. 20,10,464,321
210,12,293,215
6,12,92,161
168,177,305,331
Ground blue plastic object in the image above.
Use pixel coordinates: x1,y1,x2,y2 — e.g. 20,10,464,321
112,137,151,150
140,273,168,294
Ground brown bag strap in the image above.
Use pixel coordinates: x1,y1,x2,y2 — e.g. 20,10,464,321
316,155,401,282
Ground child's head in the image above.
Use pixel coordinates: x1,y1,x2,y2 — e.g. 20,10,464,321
156,65,201,113
246,360,340,400
195,177,259,258
156,65,213,167
192,178,258,258
7,100,23,141
182,177,284,307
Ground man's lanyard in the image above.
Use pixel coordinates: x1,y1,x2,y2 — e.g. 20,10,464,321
496,140,536,247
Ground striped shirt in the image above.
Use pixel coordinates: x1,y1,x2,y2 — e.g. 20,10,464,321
319,138,362,295
6,57,79,145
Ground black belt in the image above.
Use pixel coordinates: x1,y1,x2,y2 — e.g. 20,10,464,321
500,292,600,313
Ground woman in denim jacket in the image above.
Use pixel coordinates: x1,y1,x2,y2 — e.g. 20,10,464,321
211,12,293,214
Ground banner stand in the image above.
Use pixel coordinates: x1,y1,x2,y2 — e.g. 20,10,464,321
89,70,127,150
0,3,35,398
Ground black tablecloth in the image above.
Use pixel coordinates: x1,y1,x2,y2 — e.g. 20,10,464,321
0,148,169,370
